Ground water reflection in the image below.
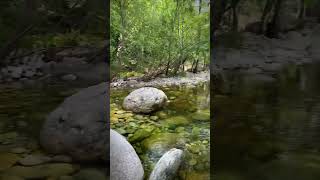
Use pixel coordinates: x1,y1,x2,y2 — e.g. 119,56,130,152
213,63,320,180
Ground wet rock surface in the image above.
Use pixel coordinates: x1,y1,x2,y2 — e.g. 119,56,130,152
149,148,184,180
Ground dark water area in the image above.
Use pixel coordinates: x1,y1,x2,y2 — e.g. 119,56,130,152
0,83,109,179
213,62,320,180
111,84,210,179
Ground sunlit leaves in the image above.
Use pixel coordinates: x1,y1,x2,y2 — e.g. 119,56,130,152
111,0,210,75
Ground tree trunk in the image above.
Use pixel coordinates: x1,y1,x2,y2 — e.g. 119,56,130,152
232,6,238,31
193,59,199,73
211,0,228,35
298,0,305,19
267,0,283,38
261,0,275,34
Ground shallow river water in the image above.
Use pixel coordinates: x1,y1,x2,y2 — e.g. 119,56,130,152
0,84,108,179
111,83,210,179
213,62,320,180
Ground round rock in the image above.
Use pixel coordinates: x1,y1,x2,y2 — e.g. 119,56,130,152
40,82,109,162
123,87,167,113
110,129,144,180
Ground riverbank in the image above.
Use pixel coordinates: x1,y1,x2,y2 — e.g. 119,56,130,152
111,70,210,89
212,20,320,82
0,46,107,89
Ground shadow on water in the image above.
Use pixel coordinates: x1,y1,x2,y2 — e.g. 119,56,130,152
213,62,320,180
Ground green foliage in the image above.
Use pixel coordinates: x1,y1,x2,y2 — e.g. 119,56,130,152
119,71,144,79
24,30,105,48
111,0,210,77
0,0,106,50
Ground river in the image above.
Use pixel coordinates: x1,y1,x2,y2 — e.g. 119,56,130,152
111,83,210,179
213,62,320,180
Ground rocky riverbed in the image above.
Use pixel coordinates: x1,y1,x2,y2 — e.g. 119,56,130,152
0,47,107,88
111,84,210,179
0,85,109,180
213,20,320,82
111,71,210,89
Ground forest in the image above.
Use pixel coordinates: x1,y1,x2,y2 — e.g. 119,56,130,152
111,0,210,80
0,0,107,69
212,0,320,39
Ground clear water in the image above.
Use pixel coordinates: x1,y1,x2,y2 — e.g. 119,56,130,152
213,63,320,180
111,83,210,179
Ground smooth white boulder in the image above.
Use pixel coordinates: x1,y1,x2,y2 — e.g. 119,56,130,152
123,87,167,113
110,129,144,180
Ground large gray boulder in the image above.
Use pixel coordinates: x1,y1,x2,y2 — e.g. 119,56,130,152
149,148,183,180
110,129,144,180
40,82,109,162
123,87,167,113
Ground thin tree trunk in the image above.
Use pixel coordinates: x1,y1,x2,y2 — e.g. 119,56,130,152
261,0,275,34
232,6,238,31
268,0,283,38
298,0,305,19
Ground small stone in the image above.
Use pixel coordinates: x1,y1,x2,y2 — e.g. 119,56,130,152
24,70,35,78
116,110,125,114
150,116,159,121
8,66,23,79
191,127,201,136
51,155,72,163
134,115,144,120
188,159,197,166
202,140,209,144
61,74,77,81
19,154,51,166
191,110,210,121
155,111,168,119
176,127,185,133
36,71,43,76
129,122,138,127
163,116,190,127
128,128,153,143
11,147,28,154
